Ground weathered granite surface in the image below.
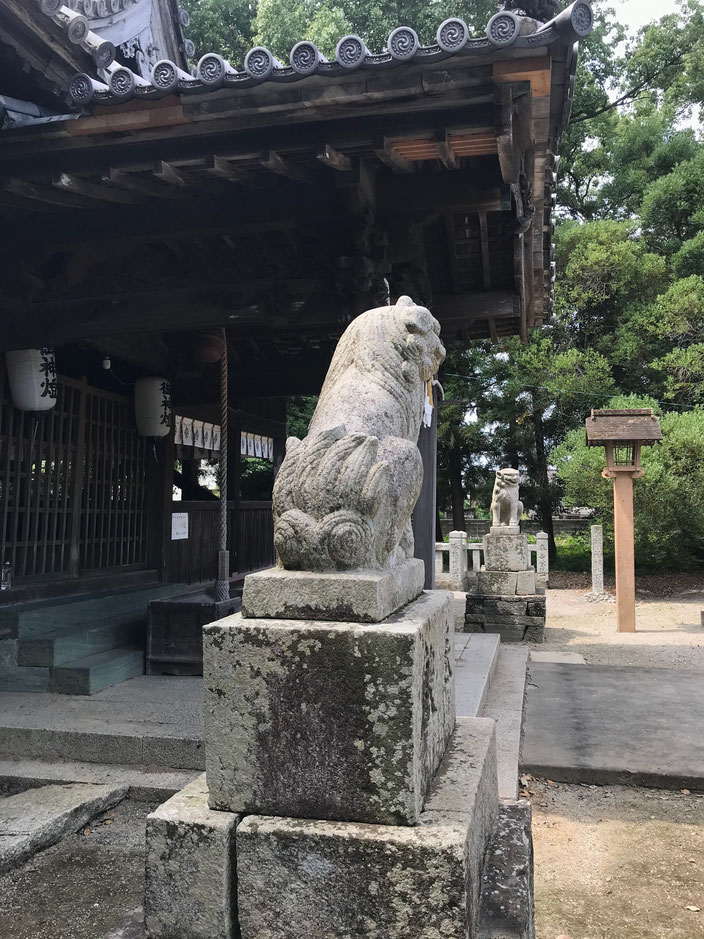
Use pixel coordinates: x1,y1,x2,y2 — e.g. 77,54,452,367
477,801,535,939
236,717,498,939
490,468,523,529
272,296,445,573
0,781,127,875
464,595,546,643
241,558,424,623
144,774,239,939
483,532,529,572
204,590,455,825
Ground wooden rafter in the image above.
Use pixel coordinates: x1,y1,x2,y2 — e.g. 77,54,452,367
108,168,189,200
316,144,352,172
52,173,141,205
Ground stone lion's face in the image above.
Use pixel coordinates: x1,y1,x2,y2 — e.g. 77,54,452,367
394,299,446,382
498,468,520,488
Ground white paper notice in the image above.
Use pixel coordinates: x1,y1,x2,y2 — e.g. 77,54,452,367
171,512,189,540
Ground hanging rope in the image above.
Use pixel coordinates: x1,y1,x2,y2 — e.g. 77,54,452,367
215,330,230,602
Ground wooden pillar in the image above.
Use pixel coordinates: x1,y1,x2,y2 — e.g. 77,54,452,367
413,382,438,590
228,420,241,576
612,471,636,632
603,465,643,633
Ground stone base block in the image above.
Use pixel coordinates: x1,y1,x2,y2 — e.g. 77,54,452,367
483,532,529,572
204,590,455,825
464,595,546,644
241,558,425,623
236,718,498,939
477,801,535,938
144,775,239,939
476,569,536,596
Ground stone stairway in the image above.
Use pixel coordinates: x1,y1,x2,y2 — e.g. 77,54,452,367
0,585,186,694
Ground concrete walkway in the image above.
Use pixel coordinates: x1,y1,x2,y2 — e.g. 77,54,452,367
522,662,704,789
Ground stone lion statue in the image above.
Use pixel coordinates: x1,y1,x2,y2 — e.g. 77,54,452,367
490,468,523,528
273,296,445,572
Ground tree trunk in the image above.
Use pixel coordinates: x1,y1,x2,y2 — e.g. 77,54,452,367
531,407,556,561
448,446,466,531
507,416,520,470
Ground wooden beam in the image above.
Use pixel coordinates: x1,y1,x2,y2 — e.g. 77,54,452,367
437,135,459,170
432,290,519,324
374,140,414,174
52,172,141,205
154,161,190,188
108,168,189,200
202,155,252,183
316,144,352,172
495,86,519,185
1,177,98,210
259,150,309,182
488,317,499,342
478,210,492,290
443,215,461,294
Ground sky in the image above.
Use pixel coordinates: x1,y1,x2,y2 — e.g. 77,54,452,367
615,0,682,33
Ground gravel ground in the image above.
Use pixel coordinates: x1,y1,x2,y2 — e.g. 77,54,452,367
0,797,154,939
529,777,704,939
525,581,704,669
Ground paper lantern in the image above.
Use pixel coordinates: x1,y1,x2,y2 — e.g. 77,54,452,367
5,348,57,412
135,377,172,437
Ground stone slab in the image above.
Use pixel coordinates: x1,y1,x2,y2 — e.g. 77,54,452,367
483,532,529,572
455,634,500,719
0,757,199,803
241,558,425,623
480,647,528,801
104,908,145,939
522,663,704,789
477,801,535,939
204,590,455,825
476,571,518,596
144,774,239,939
529,651,586,665
0,781,127,874
236,717,498,939
516,570,536,595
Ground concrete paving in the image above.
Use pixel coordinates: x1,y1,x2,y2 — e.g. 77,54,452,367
522,662,704,789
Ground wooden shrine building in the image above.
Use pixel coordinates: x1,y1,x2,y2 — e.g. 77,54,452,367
0,1,594,642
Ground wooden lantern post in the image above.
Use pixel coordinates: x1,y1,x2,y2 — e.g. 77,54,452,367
585,409,662,632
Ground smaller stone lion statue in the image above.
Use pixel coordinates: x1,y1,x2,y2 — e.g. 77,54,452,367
490,468,523,528
272,296,445,572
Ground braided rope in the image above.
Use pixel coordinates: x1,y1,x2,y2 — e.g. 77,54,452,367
215,331,230,601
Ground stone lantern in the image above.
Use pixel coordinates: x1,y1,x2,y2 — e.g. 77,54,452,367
585,408,662,632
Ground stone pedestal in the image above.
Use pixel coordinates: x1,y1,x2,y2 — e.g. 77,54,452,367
241,557,424,623
483,532,529,571
465,529,545,642
237,718,498,939
204,589,455,825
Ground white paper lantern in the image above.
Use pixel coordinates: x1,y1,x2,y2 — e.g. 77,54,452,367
135,377,172,437
5,348,57,412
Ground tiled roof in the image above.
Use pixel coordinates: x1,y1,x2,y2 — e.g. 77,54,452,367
53,1,593,107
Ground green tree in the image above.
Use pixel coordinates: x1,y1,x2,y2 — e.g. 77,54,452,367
553,395,704,569
182,0,256,63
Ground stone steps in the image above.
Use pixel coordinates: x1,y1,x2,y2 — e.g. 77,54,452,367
0,757,199,803
48,645,146,695
455,633,501,718
479,645,529,801
17,618,144,667
0,584,186,639
0,781,127,874
0,665,50,693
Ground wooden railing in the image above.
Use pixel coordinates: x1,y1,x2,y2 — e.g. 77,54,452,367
237,501,275,575
168,499,274,585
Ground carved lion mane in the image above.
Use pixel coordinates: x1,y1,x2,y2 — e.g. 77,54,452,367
273,296,445,572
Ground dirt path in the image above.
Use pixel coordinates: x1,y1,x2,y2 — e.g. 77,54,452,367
529,778,704,939
526,583,704,668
